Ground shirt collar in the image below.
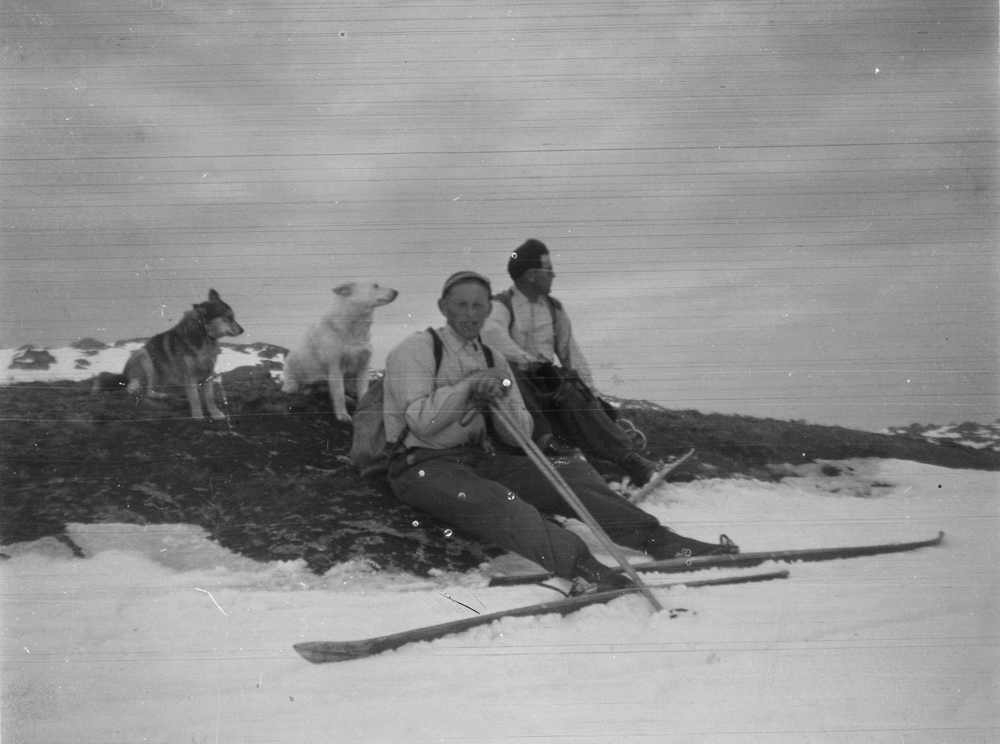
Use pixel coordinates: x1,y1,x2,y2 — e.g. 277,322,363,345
440,324,481,353
511,285,546,305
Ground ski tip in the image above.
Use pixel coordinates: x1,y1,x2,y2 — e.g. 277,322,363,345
627,450,696,504
293,642,328,664
294,641,366,664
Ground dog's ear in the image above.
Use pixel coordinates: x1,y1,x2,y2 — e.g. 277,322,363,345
208,288,220,301
332,283,354,297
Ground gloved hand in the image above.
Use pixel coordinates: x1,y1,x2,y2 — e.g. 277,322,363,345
517,354,551,375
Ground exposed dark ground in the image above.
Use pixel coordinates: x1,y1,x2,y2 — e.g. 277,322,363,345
2,361,997,575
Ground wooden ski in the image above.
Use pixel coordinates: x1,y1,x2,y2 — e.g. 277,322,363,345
488,531,945,587
294,569,789,664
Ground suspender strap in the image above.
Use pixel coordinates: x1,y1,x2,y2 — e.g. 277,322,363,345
389,328,445,452
393,328,496,450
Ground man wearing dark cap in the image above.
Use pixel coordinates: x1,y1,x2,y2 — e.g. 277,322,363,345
381,270,737,593
483,239,663,487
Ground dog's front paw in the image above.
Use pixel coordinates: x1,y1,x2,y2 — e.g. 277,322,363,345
207,409,227,421
334,411,353,424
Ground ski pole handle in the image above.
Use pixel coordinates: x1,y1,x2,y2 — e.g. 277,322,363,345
460,377,512,426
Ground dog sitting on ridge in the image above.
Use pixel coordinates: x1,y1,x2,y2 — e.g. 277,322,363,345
282,281,399,422
93,288,244,420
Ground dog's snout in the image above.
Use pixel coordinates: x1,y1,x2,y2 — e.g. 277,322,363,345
374,287,399,306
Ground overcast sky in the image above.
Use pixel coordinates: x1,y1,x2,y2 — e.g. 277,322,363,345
1,0,996,430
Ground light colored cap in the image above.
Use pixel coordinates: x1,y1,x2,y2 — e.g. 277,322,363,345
441,270,492,298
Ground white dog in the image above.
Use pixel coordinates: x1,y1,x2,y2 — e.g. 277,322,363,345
282,281,399,421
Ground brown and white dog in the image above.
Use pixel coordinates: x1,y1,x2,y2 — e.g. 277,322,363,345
281,281,398,422
94,289,244,419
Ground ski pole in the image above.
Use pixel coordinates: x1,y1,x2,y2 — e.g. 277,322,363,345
489,403,664,612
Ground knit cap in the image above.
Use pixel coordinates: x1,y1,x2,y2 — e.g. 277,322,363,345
507,239,549,280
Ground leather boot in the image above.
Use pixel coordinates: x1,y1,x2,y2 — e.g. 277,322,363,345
645,528,739,560
620,451,658,486
572,553,634,594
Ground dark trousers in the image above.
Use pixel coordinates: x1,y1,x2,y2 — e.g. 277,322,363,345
388,446,660,578
513,365,635,464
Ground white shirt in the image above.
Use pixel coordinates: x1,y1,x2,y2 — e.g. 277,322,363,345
483,287,595,389
383,325,533,450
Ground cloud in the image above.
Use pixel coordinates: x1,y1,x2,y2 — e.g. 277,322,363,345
0,0,994,428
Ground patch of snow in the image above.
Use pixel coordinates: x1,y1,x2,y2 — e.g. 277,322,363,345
884,420,1000,453
0,342,286,385
2,460,997,742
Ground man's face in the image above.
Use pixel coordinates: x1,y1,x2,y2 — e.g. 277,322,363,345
525,254,555,294
438,281,492,341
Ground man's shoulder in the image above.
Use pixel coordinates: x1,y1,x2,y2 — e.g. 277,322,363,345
491,286,563,311
491,287,515,306
388,328,438,362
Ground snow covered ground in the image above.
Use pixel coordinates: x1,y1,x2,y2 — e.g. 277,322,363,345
2,457,997,743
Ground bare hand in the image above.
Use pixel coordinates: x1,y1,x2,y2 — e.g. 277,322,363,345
467,369,513,402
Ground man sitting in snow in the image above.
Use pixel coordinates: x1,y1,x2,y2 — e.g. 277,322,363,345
481,238,662,486
382,270,737,594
